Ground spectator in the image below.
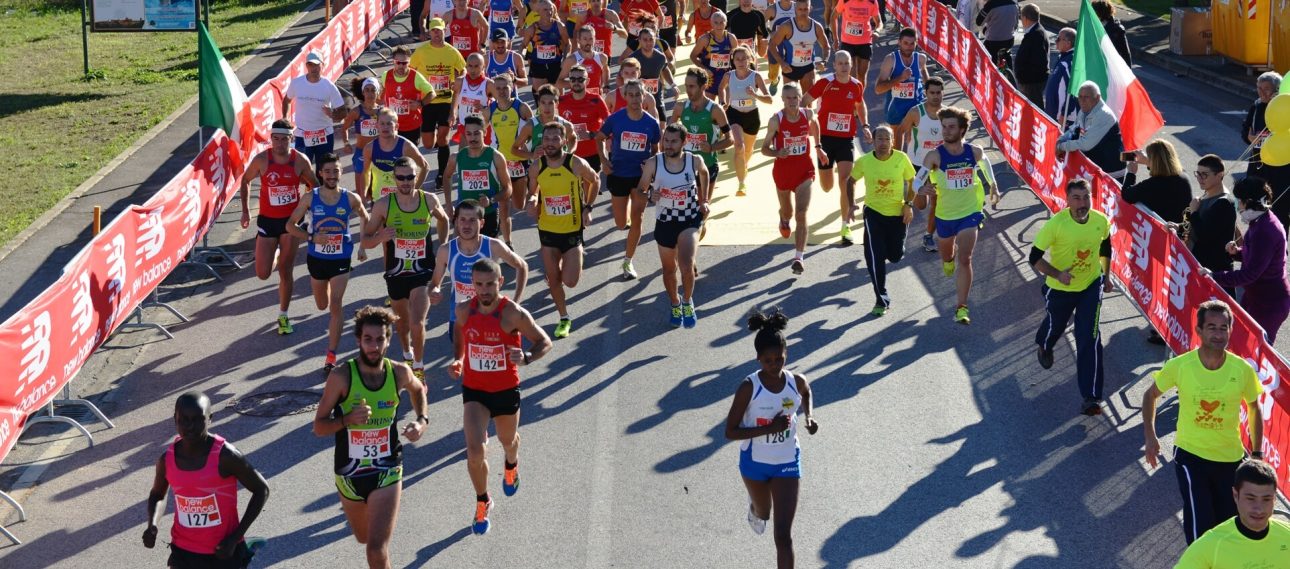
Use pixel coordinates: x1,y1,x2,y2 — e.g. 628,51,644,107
1244,72,1290,231
956,0,982,34
1014,3,1049,108
976,0,1018,68
1122,139,1192,224
1044,27,1076,124
1187,154,1238,294
1209,176,1290,342
1090,1,1131,67
1056,82,1125,178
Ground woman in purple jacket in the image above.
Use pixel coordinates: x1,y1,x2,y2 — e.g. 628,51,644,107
1208,176,1290,342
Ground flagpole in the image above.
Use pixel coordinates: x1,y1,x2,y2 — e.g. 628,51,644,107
197,11,204,156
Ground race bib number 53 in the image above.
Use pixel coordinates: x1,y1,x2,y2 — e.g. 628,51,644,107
348,427,392,459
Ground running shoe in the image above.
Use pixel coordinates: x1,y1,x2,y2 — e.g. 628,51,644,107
1037,345,1054,369
276,315,294,335
954,305,971,325
245,537,267,557
769,80,779,96
503,465,520,496
839,225,853,245
922,233,937,252
870,303,888,317
746,503,767,535
736,183,747,197
472,498,494,535
1080,397,1103,416
681,302,697,329
670,305,683,328
791,258,804,274
622,259,638,280
942,261,955,277
778,220,791,239
554,318,572,339
412,367,426,382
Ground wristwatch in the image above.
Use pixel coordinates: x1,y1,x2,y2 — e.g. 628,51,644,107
417,415,429,425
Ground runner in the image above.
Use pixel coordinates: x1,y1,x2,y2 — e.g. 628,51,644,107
485,29,529,88
723,308,818,569
448,258,552,535
361,157,450,380
558,26,609,96
1142,300,1265,544
239,119,316,336
726,0,770,64
605,58,661,118
410,18,467,190
362,108,431,203
1175,460,1290,567
874,27,929,139
657,0,681,48
443,116,513,238
578,0,628,56
851,125,915,316
719,46,773,196
897,75,945,253
341,78,386,202
447,0,490,58
689,11,734,98
597,79,663,280
914,106,999,324
621,0,664,54
833,0,881,81
283,51,348,167
526,123,599,338
485,73,534,244
286,153,372,375
762,0,793,93
450,53,493,145
685,0,716,45
421,0,455,33
522,0,570,91
143,392,269,569
511,83,578,179
430,200,529,344
559,0,590,36
626,27,674,105
634,123,710,327
380,47,437,150
669,67,732,228
803,50,869,244
767,0,830,93
558,64,611,177
487,0,526,41
312,306,429,566
760,82,823,274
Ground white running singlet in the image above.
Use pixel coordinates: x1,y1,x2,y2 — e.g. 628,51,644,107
738,370,801,465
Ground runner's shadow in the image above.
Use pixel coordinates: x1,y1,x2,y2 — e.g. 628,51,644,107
406,527,473,567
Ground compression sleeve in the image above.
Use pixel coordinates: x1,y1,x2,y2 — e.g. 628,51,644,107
1028,246,1045,266
975,153,996,188
1100,236,1112,258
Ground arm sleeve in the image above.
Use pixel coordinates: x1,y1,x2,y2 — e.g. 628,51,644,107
1120,176,1151,204
902,155,917,180
1033,217,1054,251
1028,246,1045,265
975,152,996,187
1172,537,1212,569
331,83,346,107
1100,235,1112,258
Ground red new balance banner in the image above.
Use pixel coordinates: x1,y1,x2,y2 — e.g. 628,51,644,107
888,0,1290,492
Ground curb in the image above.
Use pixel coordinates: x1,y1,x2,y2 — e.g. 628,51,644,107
0,0,322,267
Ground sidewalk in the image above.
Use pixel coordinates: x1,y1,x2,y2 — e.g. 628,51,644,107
1032,0,1260,101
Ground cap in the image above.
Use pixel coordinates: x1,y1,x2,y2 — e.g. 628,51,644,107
427,17,446,31
490,28,509,41
305,51,323,64
361,77,380,91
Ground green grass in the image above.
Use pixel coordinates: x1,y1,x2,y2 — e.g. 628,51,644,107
0,0,310,248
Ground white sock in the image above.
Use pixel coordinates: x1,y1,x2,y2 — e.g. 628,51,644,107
403,351,414,361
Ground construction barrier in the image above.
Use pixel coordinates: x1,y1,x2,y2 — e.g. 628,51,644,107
1210,0,1270,66
1272,0,1290,75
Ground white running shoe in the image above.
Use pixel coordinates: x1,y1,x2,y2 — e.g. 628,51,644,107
746,503,767,535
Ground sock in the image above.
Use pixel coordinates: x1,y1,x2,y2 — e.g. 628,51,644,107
279,311,288,318
769,64,780,83
403,351,414,361
504,461,517,470
477,493,490,502
624,256,632,263
794,251,803,261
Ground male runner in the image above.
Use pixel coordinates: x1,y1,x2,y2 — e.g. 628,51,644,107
669,67,732,216
313,306,429,567
635,123,710,327
897,75,945,252
411,18,467,189
1175,460,1290,567
726,0,769,60
851,125,915,316
512,84,579,164
767,0,830,92
762,0,794,93
523,0,571,91
761,82,823,274
143,392,269,569
361,157,450,380
803,50,869,244
874,27,929,139
605,58,661,118
626,27,674,104
284,51,348,167
443,116,513,239
1143,300,1265,544
451,53,493,145
449,258,552,535
447,0,490,58
382,46,437,144
430,200,529,344
558,26,610,96
685,0,717,45
597,80,662,280
287,153,372,374
485,73,534,244
527,123,600,338
239,119,317,335
559,63,611,177
577,0,627,57
914,106,998,324
486,29,529,87
487,0,526,40
833,0,881,81
362,108,431,203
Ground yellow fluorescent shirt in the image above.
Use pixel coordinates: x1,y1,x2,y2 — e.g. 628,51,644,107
1174,518,1290,569
1154,349,1264,463
852,150,916,217
1033,208,1110,292
410,44,465,102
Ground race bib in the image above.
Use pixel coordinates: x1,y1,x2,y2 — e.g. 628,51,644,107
317,232,344,254
394,237,426,260
453,279,475,301
359,118,380,137
573,122,590,141
921,137,941,151
642,78,660,94
594,39,607,53
945,166,974,190
845,21,863,37
621,131,648,152
347,427,392,460
792,46,812,66
429,75,450,91
685,132,707,152
826,112,852,133
755,417,791,445
303,129,328,147
544,194,573,216
452,36,474,51
658,186,688,209
506,160,526,179
537,44,558,60
737,37,756,49
267,184,298,207
462,169,490,191
709,52,731,69
468,343,506,372
892,81,915,99
662,13,673,27
175,494,223,529
492,9,511,23
462,96,485,117
784,135,808,156
627,21,642,35
391,99,413,115
587,86,601,96
570,3,588,16
735,96,755,110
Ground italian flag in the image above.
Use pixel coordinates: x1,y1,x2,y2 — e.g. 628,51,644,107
1069,0,1164,151
198,23,253,157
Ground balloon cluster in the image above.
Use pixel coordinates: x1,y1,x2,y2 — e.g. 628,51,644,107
1262,78,1290,167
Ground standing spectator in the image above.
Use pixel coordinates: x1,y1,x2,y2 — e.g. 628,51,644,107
1243,72,1290,231
956,0,982,35
1187,154,1239,294
1013,4,1048,108
283,51,348,168
1090,0,1131,67
976,0,1018,69
1209,177,1290,342
1044,27,1076,125
1055,82,1125,178
1142,299,1264,544
1122,139,1192,225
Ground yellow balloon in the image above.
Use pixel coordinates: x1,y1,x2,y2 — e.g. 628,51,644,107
1262,133,1290,167
1268,94,1290,133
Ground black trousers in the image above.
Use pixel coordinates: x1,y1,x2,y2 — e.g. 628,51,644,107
1174,447,1240,544
409,0,426,35
862,207,907,306
984,39,1014,68
1035,277,1105,400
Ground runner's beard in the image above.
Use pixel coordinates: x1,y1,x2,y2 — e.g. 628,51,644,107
360,348,384,368
545,145,562,158
322,177,339,190
666,148,682,159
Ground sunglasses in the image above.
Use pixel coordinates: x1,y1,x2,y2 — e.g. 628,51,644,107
569,76,586,82
394,60,409,65
395,174,416,181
